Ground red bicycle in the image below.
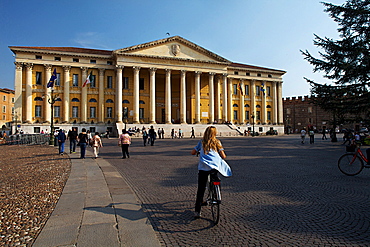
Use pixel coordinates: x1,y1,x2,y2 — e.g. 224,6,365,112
338,145,370,176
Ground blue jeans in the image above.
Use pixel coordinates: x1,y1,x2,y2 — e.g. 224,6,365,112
58,142,65,154
70,139,77,152
80,143,87,158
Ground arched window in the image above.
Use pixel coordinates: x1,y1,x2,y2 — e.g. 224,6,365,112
139,100,145,104
89,98,97,102
233,104,238,107
244,104,250,107
34,97,43,101
122,100,130,104
55,98,61,101
267,105,272,108
256,105,261,108
106,99,114,103
71,98,80,102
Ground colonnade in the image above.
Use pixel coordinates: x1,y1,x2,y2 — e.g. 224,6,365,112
14,63,284,125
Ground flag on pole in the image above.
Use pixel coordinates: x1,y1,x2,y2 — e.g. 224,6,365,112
47,68,57,88
83,71,92,87
237,83,244,96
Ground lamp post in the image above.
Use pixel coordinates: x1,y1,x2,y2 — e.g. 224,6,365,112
44,89,59,145
12,111,18,135
251,112,255,136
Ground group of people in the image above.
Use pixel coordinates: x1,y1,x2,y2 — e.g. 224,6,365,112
56,128,103,159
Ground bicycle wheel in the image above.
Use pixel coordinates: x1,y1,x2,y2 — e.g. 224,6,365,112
338,153,364,176
210,184,220,225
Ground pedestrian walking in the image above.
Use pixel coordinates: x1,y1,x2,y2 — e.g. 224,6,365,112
301,128,307,144
309,128,315,144
90,132,103,159
191,126,232,219
57,129,66,155
158,128,162,139
119,129,131,159
322,127,327,140
87,130,92,146
78,128,89,159
179,129,183,138
142,127,148,146
68,127,78,153
149,126,156,146
190,127,195,138
171,129,175,139
161,128,165,139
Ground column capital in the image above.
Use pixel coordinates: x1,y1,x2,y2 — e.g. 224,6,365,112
133,66,141,72
81,67,88,73
209,72,216,76
14,62,23,70
62,65,71,72
149,67,157,72
239,78,245,83
44,64,52,71
116,65,124,70
222,73,228,77
165,68,172,73
181,70,187,75
25,63,33,70
99,68,105,76
195,71,202,75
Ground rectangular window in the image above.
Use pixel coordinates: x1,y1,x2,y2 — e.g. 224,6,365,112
90,107,96,118
123,77,129,89
139,108,144,119
36,55,42,59
267,86,271,96
287,108,291,115
107,76,113,88
34,127,41,133
139,78,144,90
107,107,112,118
245,111,250,120
72,106,78,118
55,73,61,86
12,107,14,114
256,85,260,96
35,105,42,117
73,58,79,62
55,57,61,61
90,60,96,64
234,71,239,75
107,61,113,65
2,105,6,113
3,95,5,101
256,111,261,120
267,111,271,120
233,110,238,120
36,72,42,85
54,106,60,118
90,75,96,88
245,85,249,95
308,107,313,113
233,84,237,95
73,74,79,87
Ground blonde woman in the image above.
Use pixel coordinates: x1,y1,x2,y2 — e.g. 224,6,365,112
191,126,232,219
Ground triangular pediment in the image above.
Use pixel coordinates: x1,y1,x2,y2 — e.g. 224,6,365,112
114,36,230,63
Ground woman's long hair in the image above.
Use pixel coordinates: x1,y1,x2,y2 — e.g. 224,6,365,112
202,126,222,154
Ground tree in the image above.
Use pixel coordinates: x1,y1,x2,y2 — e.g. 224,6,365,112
301,0,370,128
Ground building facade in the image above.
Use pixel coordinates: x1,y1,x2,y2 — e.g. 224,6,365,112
10,36,285,134
0,88,15,128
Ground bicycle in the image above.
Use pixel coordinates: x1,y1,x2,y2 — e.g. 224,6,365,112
204,170,222,225
338,144,370,176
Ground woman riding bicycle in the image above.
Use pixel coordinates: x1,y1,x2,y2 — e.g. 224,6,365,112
191,126,232,219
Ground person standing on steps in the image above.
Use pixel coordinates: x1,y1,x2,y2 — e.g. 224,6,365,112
119,129,131,159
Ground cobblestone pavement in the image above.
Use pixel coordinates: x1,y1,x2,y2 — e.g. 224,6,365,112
101,135,370,246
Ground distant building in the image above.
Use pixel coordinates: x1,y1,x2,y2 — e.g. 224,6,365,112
9,36,286,134
0,88,15,128
283,95,365,134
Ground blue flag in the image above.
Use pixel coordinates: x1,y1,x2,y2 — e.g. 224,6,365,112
47,68,57,88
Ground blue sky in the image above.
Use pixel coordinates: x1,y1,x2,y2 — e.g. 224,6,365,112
0,0,344,97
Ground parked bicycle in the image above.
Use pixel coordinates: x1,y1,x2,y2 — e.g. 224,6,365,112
338,144,370,176
203,170,222,225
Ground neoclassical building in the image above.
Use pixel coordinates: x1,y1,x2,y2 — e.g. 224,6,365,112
10,36,285,134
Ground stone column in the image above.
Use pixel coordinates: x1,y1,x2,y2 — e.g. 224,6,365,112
278,81,284,124
239,79,245,124
98,68,105,123
25,63,33,123
63,66,71,123
208,72,215,124
44,64,52,123
14,62,23,122
261,81,267,124
272,81,278,124
180,70,187,124
251,80,256,120
149,68,157,124
222,74,228,122
133,67,141,124
81,67,88,123
194,71,201,124
115,65,123,123
215,75,221,122
228,78,233,122
165,69,172,124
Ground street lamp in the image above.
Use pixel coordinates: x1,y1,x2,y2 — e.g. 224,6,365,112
43,89,59,145
12,111,19,135
251,112,255,136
